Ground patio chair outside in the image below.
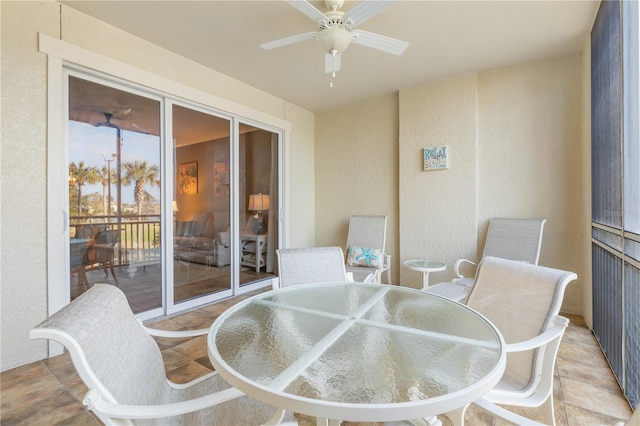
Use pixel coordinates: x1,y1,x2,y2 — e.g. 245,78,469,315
94,229,121,286
446,256,577,426
344,215,391,283
276,246,352,289
70,240,91,288
30,284,293,426
424,217,546,302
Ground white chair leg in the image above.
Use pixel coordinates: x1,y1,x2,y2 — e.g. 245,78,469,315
446,404,469,426
262,408,286,425
541,396,556,426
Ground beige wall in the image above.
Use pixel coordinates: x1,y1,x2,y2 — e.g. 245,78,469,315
316,55,587,315
478,56,585,314
315,94,400,284
0,2,315,371
398,73,479,288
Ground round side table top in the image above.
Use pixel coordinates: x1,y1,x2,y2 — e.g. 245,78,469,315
403,259,446,272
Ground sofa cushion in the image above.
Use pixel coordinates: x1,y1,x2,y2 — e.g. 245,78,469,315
190,213,211,237
201,213,218,238
175,220,195,237
346,245,384,268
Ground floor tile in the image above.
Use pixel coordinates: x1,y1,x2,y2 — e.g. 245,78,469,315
561,376,633,420
0,387,98,426
565,403,630,426
166,360,212,384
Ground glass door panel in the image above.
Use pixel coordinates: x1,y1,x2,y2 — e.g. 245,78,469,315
68,75,162,313
172,104,232,303
238,124,279,287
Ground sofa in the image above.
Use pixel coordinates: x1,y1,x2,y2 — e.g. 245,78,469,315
174,212,230,267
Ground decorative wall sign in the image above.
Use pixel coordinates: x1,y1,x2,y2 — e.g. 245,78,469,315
423,146,449,171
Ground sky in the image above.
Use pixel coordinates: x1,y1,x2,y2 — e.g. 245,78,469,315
69,120,161,205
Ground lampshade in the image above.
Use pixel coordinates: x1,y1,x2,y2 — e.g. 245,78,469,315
248,193,269,211
172,201,179,212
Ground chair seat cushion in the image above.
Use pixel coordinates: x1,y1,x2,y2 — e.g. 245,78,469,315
423,282,469,302
453,277,475,288
345,265,377,282
134,372,292,426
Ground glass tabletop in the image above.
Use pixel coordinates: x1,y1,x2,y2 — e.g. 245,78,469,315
208,282,505,422
403,259,446,271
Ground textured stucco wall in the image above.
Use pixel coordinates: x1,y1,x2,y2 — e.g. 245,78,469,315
478,55,585,314
315,55,586,314
397,55,585,312
315,94,399,284
398,73,479,289
1,2,315,371
1,1,60,373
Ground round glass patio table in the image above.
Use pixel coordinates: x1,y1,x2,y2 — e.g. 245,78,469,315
207,282,505,423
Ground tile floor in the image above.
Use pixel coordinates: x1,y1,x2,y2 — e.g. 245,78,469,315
1,292,635,426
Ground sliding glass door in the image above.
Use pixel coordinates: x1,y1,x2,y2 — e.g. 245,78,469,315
172,104,232,304
66,71,279,317
68,75,163,313
237,124,279,287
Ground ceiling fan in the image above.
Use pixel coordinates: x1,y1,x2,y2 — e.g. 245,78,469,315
260,0,409,78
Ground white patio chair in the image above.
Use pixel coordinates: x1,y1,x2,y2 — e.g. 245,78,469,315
275,246,353,289
30,284,295,426
94,229,121,286
424,217,546,302
446,256,577,426
344,215,391,284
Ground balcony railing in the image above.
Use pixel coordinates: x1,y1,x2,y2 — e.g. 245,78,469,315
70,214,161,266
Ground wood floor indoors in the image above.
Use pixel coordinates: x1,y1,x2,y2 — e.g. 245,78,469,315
0,289,634,426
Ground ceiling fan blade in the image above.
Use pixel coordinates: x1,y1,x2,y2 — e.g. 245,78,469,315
325,52,341,74
260,32,317,50
343,0,397,27
351,30,408,55
286,0,328,23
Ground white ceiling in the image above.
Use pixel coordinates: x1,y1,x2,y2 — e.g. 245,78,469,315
62,0,600,113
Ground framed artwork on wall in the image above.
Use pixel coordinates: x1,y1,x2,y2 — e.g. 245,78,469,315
178,161,198,194
423,146,449,171
213,161,230,197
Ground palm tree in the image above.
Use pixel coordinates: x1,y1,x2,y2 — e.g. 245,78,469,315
122,161,159,216
100,166,116,215
69,161,100,216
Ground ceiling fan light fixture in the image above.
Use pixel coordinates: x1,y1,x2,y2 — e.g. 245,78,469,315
315,26,352,54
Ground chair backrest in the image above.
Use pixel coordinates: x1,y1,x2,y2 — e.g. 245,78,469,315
277,247,349,288
346,215,388,252
481,218,546,265
30,284,170,407
466,257,577,391
95,229,121,245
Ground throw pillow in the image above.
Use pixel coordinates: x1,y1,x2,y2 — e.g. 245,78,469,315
190,213,211,237
346,246,383,268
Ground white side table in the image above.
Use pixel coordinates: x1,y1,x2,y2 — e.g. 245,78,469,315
240,233,268,272
403,259,446,290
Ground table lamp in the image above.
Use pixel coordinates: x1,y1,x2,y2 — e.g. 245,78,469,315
248,193,269,234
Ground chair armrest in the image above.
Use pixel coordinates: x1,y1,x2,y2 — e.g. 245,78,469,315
84,386,244,419
454,258,476,278
142,324,209,338
504,316,569,353
474,397,546,426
